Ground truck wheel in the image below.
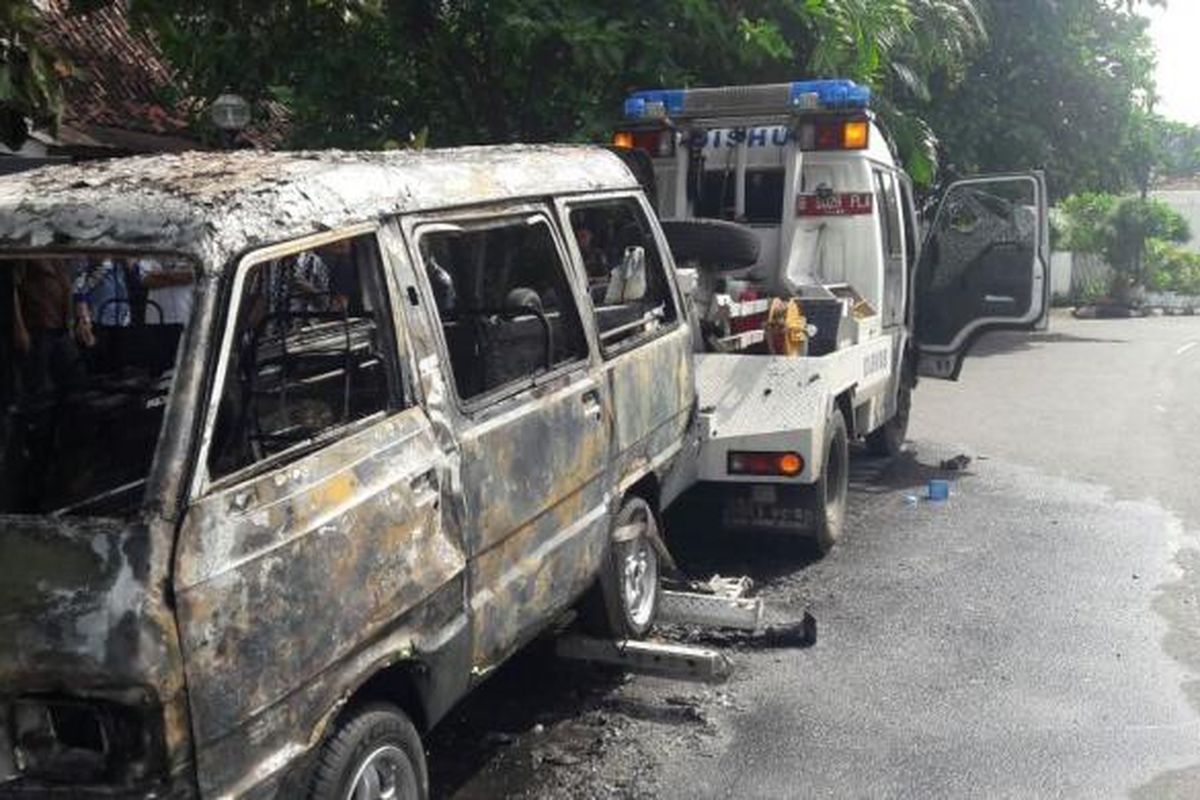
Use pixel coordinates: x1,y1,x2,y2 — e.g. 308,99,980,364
582,495,661,639
659,218,761,269
866,381,911,457
309,704,427,800
810,409,849,554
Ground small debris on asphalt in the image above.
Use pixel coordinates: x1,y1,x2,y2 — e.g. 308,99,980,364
940,454,972,471
762,612,818,648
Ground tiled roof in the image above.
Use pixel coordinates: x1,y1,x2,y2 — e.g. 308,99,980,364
37,0,289,152
39,0,191,139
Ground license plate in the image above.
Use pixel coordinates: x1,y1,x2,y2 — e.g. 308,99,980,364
722,495,818,531
796,192,873,217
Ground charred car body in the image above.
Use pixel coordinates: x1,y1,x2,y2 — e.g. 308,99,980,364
0,147,696,798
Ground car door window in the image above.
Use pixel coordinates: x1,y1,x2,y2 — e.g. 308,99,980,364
917,177,1040,348
874,169,903,258
566,198,679,354
875,169,905,326
208,232,402,479
418,216,590,402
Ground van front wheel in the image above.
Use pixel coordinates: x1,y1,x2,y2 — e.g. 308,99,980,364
309,704,427,800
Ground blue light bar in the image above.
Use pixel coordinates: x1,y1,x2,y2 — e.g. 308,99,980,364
789,79,872,111
622,79,870,120
623,89,685,120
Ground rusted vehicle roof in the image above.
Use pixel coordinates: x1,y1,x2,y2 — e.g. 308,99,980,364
0,146,637,267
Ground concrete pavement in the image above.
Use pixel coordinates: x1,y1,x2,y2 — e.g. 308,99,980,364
433,314,1200,799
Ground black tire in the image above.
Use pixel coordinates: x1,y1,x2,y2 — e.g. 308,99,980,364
866,380,911,457
581,495,661,639
309,703,427,800
659,218,760,270
807,408,850,554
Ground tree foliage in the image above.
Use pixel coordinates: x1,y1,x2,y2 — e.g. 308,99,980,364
120,0,986,160
0,2,65,149
1,0,1183,201
1145,239,1200,295
923,0,1162,199
1059,191,1192,295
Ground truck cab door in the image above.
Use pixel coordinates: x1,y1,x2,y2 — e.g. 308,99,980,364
914,171,1049,380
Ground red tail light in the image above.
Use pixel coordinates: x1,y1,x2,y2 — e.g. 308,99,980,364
728,451,805,477
797,119,870,151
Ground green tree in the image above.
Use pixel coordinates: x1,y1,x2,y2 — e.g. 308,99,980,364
1059,191,1192,298
923,0,1161,199
51,0,1170,204
1105,195,1189,295
125,0,984,170
1145,239,1200,294
1059,192,1118,253
0,2,65,149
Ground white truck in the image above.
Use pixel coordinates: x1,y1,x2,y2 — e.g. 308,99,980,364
613,79,1049,551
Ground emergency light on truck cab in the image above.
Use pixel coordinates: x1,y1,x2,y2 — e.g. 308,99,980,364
615,79,874,158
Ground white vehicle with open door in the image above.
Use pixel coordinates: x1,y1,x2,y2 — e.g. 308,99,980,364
612,79,1049,551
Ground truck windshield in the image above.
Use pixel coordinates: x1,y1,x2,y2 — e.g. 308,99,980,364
697,168,786,224
0,255,194,517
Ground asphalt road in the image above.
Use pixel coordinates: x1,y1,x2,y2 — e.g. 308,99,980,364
431,313,1200,799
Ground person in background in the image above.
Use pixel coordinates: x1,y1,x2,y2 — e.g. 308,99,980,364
73,257,132,328
75,257,194,328
12,259,88,396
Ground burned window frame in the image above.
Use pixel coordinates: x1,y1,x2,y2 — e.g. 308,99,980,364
193,223,407,495
556,190,683,360
406,204,596,415
0,248,199,517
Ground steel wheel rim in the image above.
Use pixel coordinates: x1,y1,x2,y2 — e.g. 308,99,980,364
345,744,417,800
620,516,658,628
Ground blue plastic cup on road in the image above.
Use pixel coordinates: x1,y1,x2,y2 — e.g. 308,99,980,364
928,479,950,501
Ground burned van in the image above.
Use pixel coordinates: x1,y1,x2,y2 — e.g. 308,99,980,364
0,147,695,798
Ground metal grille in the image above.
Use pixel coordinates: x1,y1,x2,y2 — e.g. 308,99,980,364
682,83,794,118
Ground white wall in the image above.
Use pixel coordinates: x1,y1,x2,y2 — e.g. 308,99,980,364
1050,251,1072,297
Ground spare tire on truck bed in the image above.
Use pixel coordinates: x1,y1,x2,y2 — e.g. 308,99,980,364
660,218,760,270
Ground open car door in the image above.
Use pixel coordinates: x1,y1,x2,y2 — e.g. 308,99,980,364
915,171,1049,380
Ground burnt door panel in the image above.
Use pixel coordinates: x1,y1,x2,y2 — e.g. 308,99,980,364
559,194,694,501
459,371,610,670
172,230,468,797
175,409,462,797
407,212,611,674
915,172,1048,380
